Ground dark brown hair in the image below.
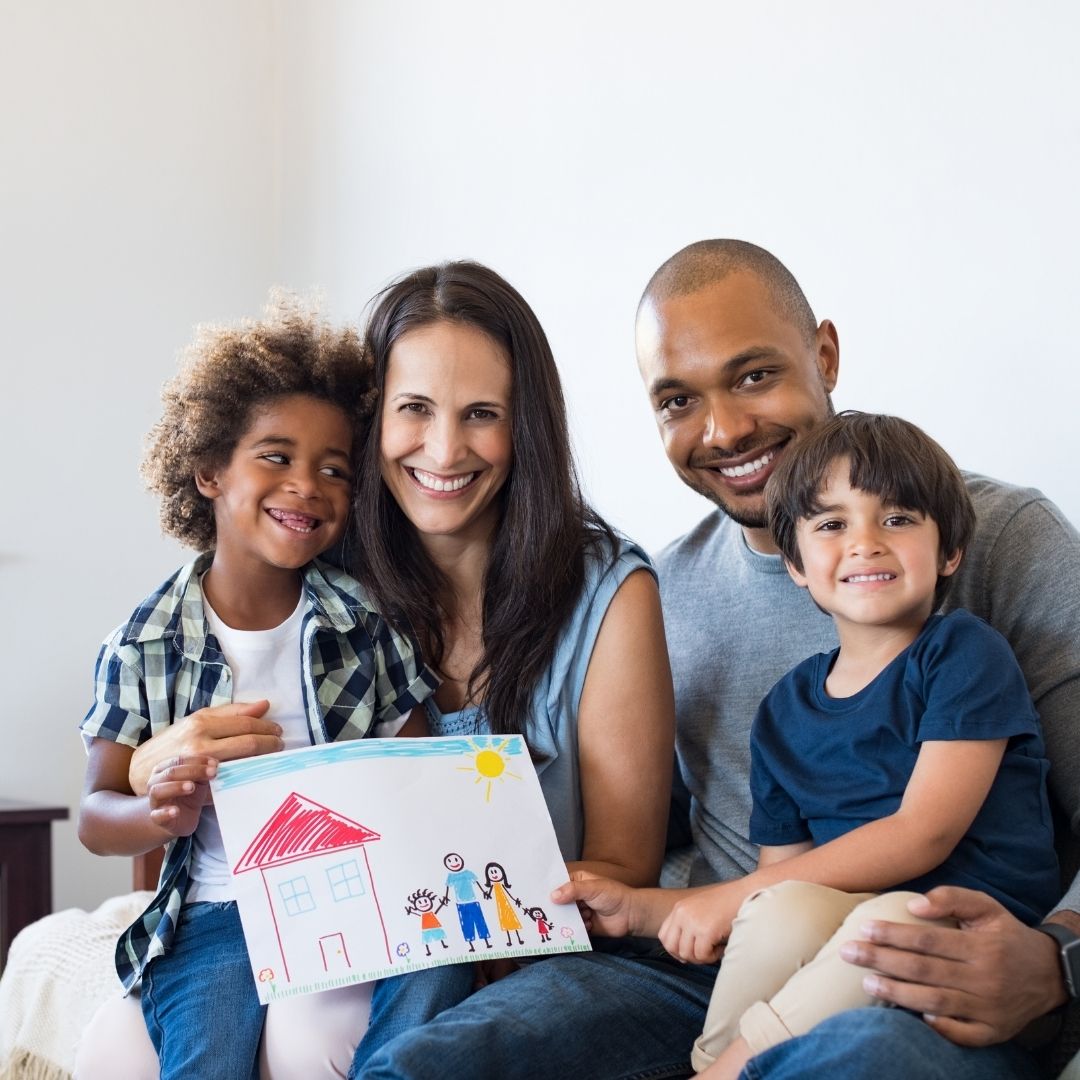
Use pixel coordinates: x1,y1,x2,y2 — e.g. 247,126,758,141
352,261,616,740
142,294,375,552
766,412,974,609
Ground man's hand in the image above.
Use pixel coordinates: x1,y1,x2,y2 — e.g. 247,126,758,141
839,885,1069,1046
146,754,217,836
551,872,644,938
657,881,742,964
129,701,283,795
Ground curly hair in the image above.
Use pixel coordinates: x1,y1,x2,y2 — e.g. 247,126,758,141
142,294,375,551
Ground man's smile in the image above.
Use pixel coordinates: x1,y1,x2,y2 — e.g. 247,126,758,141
718,448,778,479
693,437,791,493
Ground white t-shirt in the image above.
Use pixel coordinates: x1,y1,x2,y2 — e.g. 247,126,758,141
186,589,309,902
184,581,413,902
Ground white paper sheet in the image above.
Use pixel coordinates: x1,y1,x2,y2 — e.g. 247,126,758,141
211,734,590,1002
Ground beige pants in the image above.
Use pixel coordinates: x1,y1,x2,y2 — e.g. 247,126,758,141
691,880,953,1072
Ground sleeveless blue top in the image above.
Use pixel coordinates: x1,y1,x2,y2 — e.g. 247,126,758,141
424,537,653,862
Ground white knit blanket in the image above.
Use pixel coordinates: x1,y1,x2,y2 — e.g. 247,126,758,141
0,892,152,1080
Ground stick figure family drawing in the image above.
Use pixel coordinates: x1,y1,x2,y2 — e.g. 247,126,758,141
404,852,555,955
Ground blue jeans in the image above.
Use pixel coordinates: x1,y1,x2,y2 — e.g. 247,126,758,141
745,1008,1041,1080
140,901,264,1080
356,949,717,1079
349,964,477,1076
355,948,1043,1080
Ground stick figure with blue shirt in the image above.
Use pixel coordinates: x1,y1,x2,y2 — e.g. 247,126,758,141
441,852,493,952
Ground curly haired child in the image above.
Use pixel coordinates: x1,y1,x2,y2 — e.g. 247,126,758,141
77,296,438,1080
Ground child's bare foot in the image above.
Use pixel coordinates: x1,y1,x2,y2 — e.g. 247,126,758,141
698,1035,754,1080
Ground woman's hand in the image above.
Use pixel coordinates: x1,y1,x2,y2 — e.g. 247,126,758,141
129,700,282,795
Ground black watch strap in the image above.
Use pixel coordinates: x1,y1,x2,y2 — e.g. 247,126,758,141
1036,922,1080,1001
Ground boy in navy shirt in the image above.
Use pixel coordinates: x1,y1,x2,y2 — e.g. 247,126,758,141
689,412,1059,1076
556,412,1058,1079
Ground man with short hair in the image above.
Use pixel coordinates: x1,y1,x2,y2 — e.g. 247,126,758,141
633,239,1080,1078
361,241,1080,1080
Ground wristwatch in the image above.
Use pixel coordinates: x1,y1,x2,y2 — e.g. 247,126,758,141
1036,922,1080,1001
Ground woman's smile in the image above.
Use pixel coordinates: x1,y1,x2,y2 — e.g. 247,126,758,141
408,468,480,495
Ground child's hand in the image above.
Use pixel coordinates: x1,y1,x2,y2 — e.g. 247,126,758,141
129,701,281,795
146,754,217,836
657,882,741,964
550,872,640,938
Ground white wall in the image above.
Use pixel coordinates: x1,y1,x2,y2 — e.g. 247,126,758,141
1,1,281,908
2,0,1077,913
275,0,1080,544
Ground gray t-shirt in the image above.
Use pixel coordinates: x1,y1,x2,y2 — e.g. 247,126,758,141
656,472,1080,912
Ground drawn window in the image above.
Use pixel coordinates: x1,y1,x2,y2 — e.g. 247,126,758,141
279,875,316,916
326,859,366,902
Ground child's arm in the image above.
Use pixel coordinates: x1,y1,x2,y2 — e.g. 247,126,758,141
79,738,214,856
757,841,813,866
551,873,721,939
654,738,1008,962
552,840,812,941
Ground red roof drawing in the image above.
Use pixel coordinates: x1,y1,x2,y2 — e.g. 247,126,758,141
234,792,381,874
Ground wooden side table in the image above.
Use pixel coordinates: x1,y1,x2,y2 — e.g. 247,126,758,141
0,798,69,974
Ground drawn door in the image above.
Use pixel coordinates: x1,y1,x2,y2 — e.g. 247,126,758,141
319,932,352,973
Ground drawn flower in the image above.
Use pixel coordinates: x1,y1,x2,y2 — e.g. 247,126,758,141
396,941,411,958
560,926,574,940
258,968,275,982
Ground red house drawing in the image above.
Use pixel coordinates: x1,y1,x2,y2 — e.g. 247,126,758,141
234,792,388,984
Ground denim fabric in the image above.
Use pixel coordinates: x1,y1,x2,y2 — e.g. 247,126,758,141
349,964,476,1076
140,902,263,1080
744,1008,1041,1080
355,950,716,1080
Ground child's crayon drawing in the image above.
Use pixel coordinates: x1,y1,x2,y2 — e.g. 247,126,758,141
212,735,590,1003
481,861,525,947
405,888,450,956
524,906,553,942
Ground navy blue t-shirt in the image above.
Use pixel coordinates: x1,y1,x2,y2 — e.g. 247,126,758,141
749,610,1059,925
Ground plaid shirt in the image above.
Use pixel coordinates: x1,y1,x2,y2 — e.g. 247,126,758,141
80,553,438,991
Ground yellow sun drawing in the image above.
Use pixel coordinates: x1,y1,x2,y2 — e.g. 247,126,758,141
457,738,523,803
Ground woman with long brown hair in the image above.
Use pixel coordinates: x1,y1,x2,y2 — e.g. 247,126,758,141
349,260,674,1068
